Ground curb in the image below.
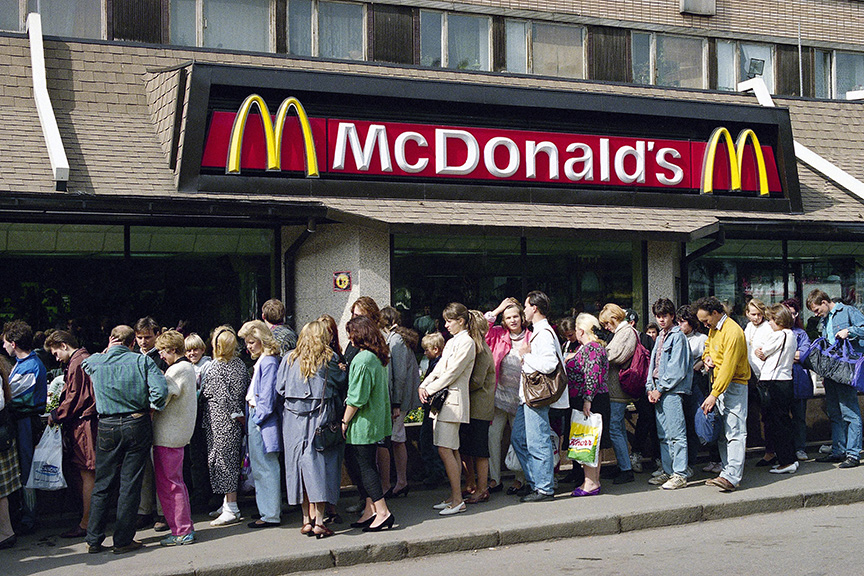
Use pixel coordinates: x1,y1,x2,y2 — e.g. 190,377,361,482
194,485,864,575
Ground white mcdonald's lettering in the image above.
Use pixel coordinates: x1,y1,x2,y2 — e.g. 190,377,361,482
394,132,428,173
564,143,593,181
436,129,480,175
526,141,559,180
332,123,393,172
599,138,611,182
484,137,520,178
614,141,645,184
656,148,684,185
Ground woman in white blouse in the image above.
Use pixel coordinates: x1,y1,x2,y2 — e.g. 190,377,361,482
754,304,799,474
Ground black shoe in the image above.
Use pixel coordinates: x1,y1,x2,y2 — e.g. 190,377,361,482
488,482,504,494
520,490,554,503
87,542,105,554
153,516,170,532
816,454,845,463
362,514,395,532
600,466,620,480
839,456,860,468
515,484,532,497
134,514,153,530
755,457,778,467
113,540,144,554
0,535,17,550
613,470,635,484
350,515,376,529
248,520,281,529
391,485,410,498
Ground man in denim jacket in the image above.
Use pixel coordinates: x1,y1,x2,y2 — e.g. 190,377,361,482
806,289,864,468
645,298,693,490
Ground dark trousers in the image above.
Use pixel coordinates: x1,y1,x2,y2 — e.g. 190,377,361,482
185,408,212,509
345,443,384,502
763,379,796,467
87,414,152,548
419,403,445,481
13,414,41,531
633,396,659,459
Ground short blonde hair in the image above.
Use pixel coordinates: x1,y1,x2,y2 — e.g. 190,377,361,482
211,325,238,362
155,330,185,354
574,313,602,344
598,303,626,326
747,298,768,317
421,332,444,352
184,333,206,352
238,320,280,359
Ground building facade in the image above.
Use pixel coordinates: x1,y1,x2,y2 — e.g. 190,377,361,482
2,0,864,340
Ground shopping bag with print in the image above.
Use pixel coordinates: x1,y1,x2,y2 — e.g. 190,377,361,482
568,410,603,468
25,425,67,490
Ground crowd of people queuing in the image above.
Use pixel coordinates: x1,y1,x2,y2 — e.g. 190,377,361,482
0,288,862,552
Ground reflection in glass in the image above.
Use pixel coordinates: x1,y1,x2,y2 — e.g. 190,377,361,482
739,42,773,93
656,35,703,88
814,49,831,99
288,0,313,56
504,20,528,73
420,11,442,67
34,0,101,39
319,1,364,60
170,0,197,46
204,0,270,52
716,40,736,91
836,51,864,98
631,32,652,85
447,13,490,71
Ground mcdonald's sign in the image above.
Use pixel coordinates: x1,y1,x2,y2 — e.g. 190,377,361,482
200,96,782,196
224,94,319,177
700,127,770,196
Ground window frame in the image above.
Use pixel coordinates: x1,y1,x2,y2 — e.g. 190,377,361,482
527,21,586,79
632,31,707,89
286,0,366,59
419,10,491,70
716,39,775,94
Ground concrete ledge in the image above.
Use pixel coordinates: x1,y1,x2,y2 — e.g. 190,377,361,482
196,552,335,576
702,494,803,520
405,531,499,558
332,541,408,566
804,486,864,507
497,516,619,546
619,505,702,532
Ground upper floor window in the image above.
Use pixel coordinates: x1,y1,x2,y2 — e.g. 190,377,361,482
836,51,864,99
25,0,102,39
0,0,19,31
420,10,490,70
717,40,774,93
170,0,273,52
632,32,705,88
531,22,584,79
288,0,365,60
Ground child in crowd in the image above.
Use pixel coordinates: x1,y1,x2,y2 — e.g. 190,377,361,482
419,333,445,487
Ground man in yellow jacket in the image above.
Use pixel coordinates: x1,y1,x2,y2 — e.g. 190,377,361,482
695,296,751,492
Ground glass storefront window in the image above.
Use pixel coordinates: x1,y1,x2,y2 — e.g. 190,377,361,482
392,235,632,327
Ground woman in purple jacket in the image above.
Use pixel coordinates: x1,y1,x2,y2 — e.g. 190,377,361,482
238,320,283,528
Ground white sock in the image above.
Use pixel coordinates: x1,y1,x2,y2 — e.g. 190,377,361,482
225,501,240,515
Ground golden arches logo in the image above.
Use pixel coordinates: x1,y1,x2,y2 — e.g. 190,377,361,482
226,94,319,177
700,127,769,196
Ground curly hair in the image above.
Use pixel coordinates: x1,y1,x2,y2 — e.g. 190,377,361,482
317,314,342,355
352,296,382,328
238,320,280,359
288,320,334,380
346,315,390,367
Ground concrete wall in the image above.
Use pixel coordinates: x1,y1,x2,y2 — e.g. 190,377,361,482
647,241,681,308
292,223,390,343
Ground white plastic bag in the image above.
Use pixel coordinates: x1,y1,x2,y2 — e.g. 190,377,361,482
25,425,67,490
568,410,603,468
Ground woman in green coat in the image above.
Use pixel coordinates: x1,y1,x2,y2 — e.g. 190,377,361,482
341,315,394,532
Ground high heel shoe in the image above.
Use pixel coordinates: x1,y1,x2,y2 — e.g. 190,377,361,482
350,515,376,529
391,485,410,498
362,514,395,532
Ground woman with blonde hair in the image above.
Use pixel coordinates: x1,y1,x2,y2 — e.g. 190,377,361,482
278,320,344,538
238,320,283,529
744,298,776,466
419,302,476,515
566,313,611,496
598,303,637,484
201,325,250,527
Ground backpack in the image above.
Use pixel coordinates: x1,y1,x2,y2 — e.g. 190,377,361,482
618,327,650,398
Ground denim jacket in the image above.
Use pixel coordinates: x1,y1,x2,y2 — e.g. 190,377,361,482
823,302,864,353
645,325,693,395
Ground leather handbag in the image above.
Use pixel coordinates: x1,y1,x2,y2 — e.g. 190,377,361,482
523,362,568,408
312,383,343,452
428,388,448,415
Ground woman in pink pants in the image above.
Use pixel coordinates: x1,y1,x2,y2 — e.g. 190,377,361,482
154,330,198,546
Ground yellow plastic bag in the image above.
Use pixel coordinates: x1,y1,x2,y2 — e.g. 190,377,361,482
568,410,603,468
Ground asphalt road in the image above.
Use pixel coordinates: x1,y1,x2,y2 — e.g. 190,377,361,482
293,501,863,576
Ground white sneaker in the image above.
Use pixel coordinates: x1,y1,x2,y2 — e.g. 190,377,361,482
630,452,643,473
769,461,799,474
648,473,670,485
796,450,808,461
209,510,241,527
208,506,223,518
819,444,832,455
661,474,688,490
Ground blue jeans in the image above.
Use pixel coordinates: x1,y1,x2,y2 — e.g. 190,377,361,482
655,393,688,477
717,382,748,486
247,407,282,523
823,378,863,459
511,404,555,495
87,414,152,548
609,401,632,472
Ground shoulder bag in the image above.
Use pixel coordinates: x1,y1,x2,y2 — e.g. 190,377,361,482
312,377,343,453
618,327,650,398
522,327,568,408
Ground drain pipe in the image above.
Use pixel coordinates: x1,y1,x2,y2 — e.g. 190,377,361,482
283,218,317,325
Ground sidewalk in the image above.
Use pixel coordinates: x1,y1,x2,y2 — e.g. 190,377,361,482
8,455,864,576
